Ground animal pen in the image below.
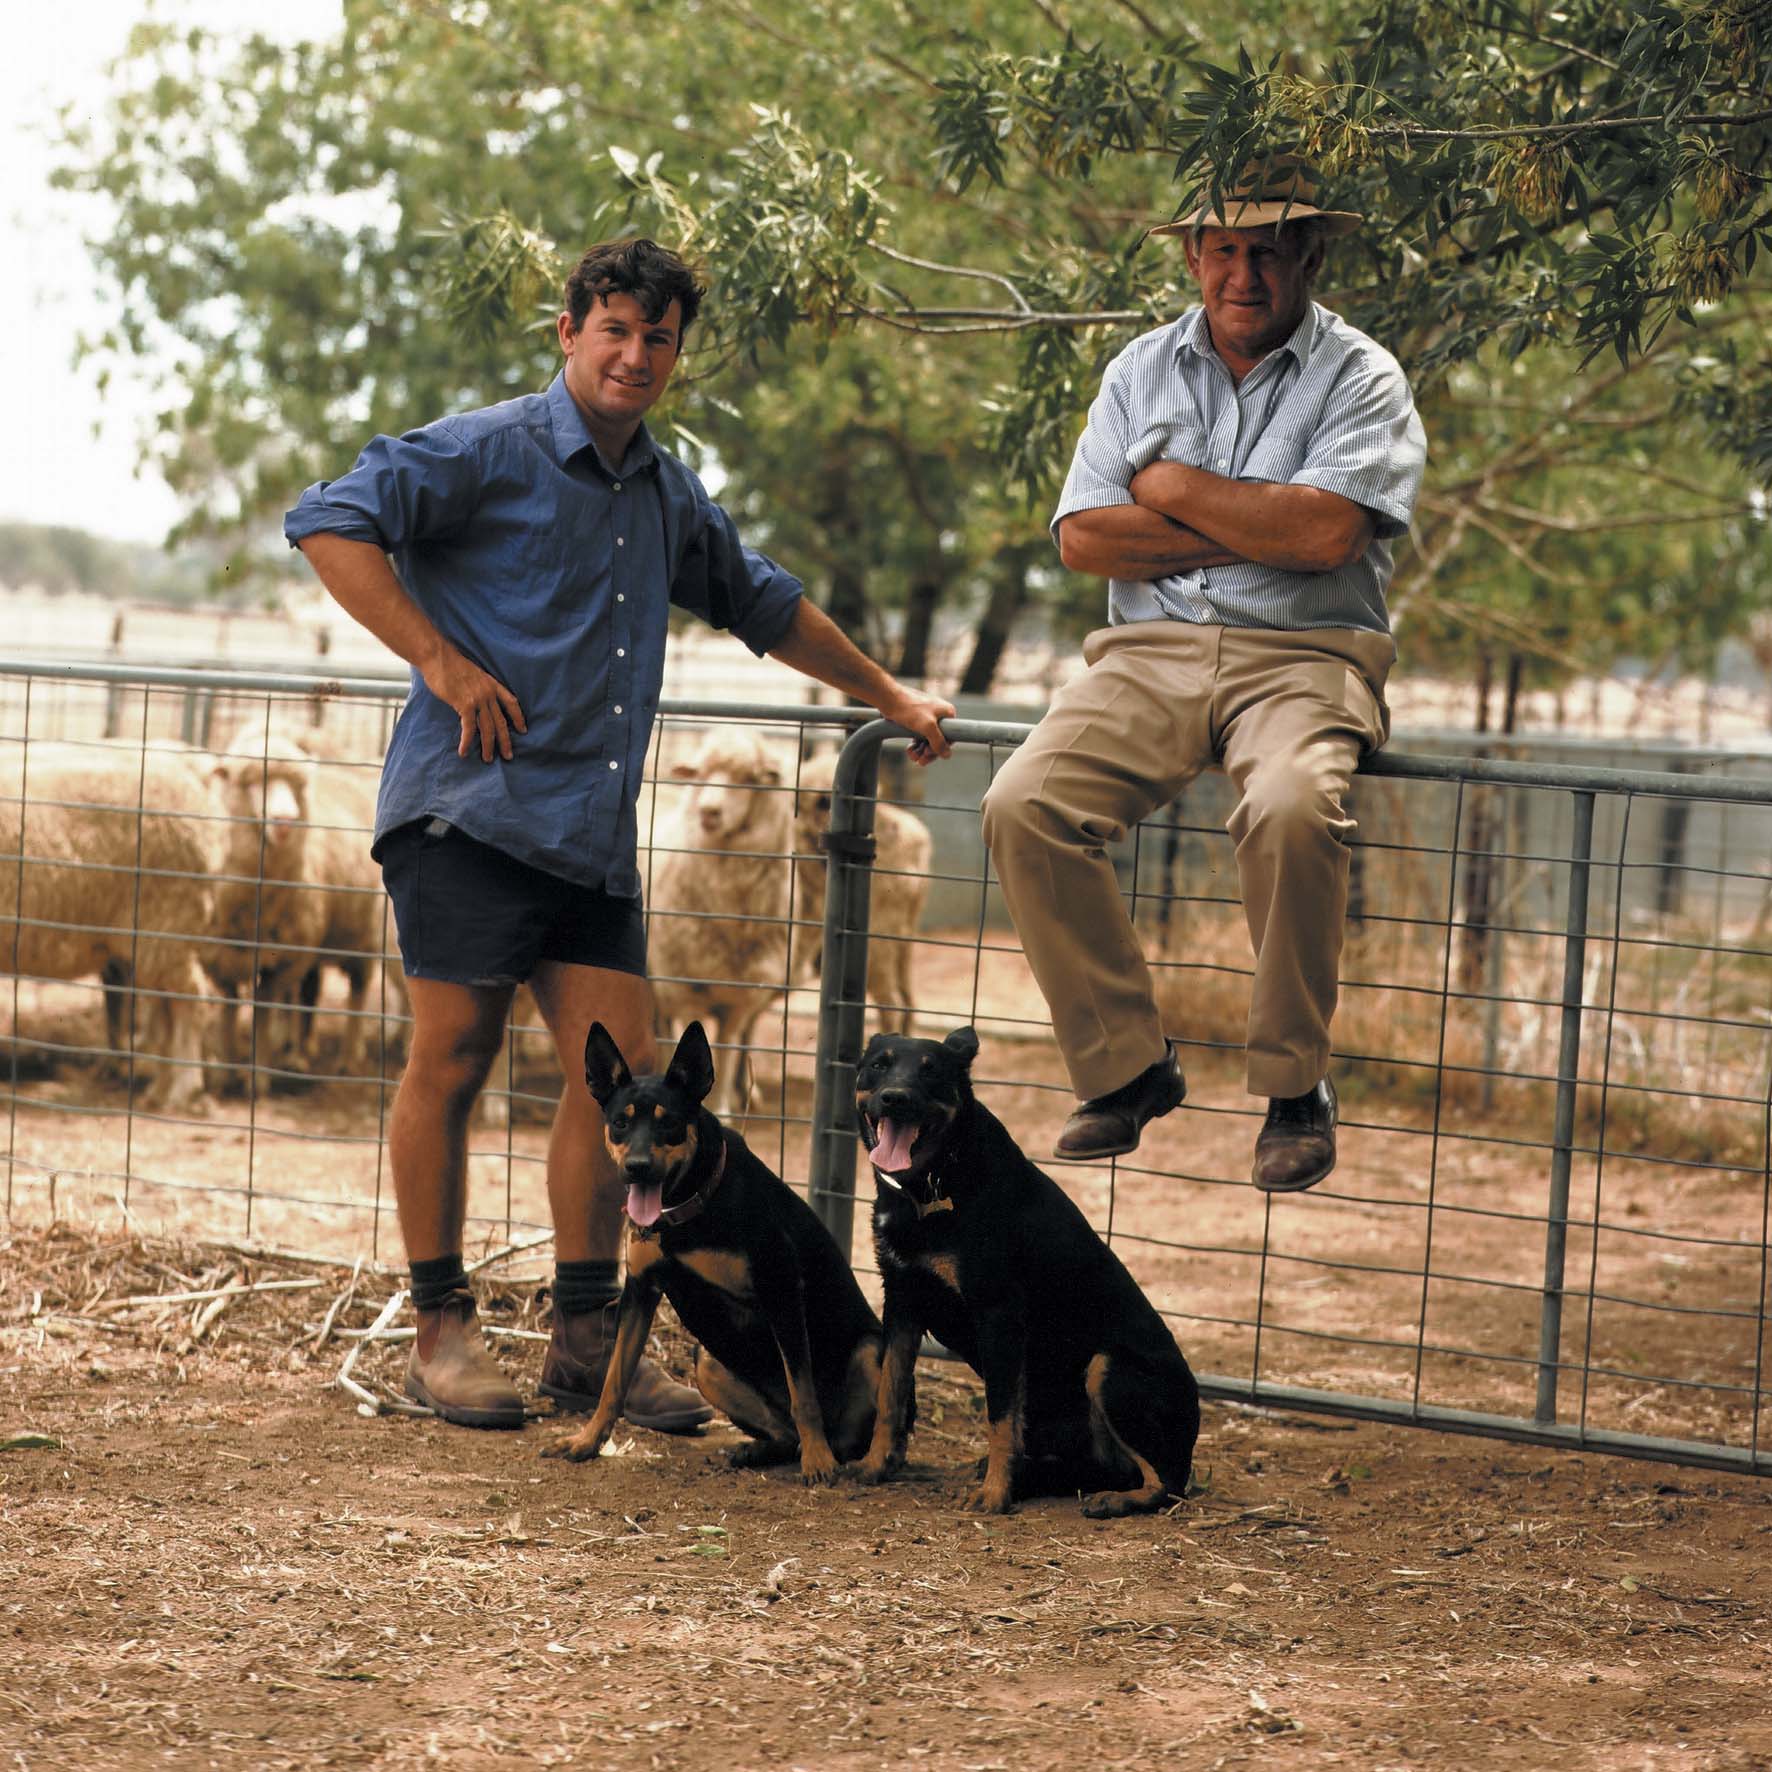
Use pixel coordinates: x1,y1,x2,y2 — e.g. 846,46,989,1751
2,660,1770,1480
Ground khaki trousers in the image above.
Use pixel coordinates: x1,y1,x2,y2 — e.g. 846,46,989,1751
980,622,1395,1101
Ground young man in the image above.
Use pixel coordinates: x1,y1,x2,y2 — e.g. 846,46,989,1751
982,161,1426,1193
286,238,952,1429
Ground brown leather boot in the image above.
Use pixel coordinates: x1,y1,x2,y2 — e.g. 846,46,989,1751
538,1303,713,1435
404,1288,525,1429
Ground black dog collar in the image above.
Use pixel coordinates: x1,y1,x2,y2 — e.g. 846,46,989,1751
631,1140,728,1241
874,1161,953,1219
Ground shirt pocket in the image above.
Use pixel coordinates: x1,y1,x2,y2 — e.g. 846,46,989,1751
1241,427,1310,483
1128,423,1210,472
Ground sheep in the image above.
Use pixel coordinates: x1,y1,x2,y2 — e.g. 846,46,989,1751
647,728,797,1118
199,730,321,1091
265,758,409,1078
791,749,933,1034
0,742,226,1110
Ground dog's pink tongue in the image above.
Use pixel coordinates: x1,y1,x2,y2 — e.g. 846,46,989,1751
871,1118,917,1175
626,1181,664,1227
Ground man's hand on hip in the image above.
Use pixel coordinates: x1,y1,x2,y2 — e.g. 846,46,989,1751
422,644,528,763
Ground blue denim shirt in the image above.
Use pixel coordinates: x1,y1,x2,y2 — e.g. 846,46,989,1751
284,374,803,894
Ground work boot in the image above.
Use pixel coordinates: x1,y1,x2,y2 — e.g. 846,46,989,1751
1252,1078,1338,1193
537,1303,714,1435
404,1288,525,1429
1052,1044,1187,1162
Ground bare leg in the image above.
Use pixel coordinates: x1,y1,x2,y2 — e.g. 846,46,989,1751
389,976,515,1260
527,962,656,1263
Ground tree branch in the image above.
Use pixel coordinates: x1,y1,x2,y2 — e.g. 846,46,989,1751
868,242,1035,313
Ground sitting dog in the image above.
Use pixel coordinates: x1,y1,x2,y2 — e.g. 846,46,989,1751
544,1020,883,1484
853,1026,1200,1517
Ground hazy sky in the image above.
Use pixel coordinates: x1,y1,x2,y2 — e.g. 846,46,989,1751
2,0,343,544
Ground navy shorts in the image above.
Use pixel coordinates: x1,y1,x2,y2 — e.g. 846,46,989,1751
377,818,648,986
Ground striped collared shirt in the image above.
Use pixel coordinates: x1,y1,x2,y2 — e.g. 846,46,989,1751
1052,302,1427,634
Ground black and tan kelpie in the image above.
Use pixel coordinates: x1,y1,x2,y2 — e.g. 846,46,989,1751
544,1020,883,1484
852,1026,1200,1517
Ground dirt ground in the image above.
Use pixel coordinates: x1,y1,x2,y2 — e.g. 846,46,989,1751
4,1223,1771,1772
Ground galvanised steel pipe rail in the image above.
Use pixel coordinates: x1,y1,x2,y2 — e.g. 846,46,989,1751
809,719,1772,1478
0,656,890,735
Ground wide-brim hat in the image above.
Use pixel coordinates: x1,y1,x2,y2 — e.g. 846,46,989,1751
1149,157,1363,239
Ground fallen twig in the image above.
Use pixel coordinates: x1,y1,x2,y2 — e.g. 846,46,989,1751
337,1288,430,1418
465,1230,556,1276
310,1260,364,1352
100,1278,324,1314
191,1276,246,1341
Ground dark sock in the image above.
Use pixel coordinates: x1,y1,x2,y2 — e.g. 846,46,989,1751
553,1258,621,1317
409,1253,468,1313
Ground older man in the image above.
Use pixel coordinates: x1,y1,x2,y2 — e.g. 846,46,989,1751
982,162,1426,1192
287,238,952,1430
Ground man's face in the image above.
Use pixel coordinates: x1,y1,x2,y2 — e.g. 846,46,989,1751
557,292,683,432
1182,224,1320,372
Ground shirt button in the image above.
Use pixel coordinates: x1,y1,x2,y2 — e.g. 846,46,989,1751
613,704,623,715
609,760,619,770
613,481,622,492
616,648,625,658
616,536,625,547
616,593,625,602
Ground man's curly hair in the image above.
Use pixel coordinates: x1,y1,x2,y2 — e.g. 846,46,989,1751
564,238,706,343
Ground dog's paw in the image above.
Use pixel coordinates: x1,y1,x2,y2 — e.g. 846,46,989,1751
852,1453,900,1486
798,1444,839,1487
1081,1488,1161,1519
541,1426,605,1463
727,1439,796,1471
965,1481,1016,1516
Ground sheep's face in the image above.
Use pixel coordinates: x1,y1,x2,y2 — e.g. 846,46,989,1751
793,755,839,855
214,753,311,875
672,740,785,847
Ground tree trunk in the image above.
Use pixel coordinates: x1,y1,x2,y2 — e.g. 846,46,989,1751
898,575,941,681
957,558,1030,697
826,561,868,642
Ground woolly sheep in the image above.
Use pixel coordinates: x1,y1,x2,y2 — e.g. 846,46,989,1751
200,729,320,1091
0,742,227,1110
791,749,932,1034
648,728,796,1118
266,757,409,1078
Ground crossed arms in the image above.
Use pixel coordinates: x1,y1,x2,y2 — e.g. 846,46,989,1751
1056,461,1376,581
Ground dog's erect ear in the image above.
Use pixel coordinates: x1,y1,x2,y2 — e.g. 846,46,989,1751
584,1022,631,1106
943,1026,980,1067
860,1032,888,1064
666,1021,716,1103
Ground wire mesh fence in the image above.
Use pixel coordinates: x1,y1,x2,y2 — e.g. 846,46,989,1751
0,662,857,1262
806,722,1772,1476
3,662,1769,1473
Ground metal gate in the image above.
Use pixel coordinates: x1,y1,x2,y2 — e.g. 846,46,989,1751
2,663,1770,1475
808,720,1772,1478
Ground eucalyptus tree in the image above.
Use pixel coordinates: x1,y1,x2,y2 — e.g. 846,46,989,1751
62,0,1769,696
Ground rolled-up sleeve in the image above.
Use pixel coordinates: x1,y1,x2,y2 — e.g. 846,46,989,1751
669,500,802,656
1289,361,1427,540
1050,355,1141,538
283,418,482,552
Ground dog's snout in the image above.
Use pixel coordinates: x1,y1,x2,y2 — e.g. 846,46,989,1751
876,1086,914,1116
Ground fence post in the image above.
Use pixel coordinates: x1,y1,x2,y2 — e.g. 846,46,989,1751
807,725,885,1255
1536,790,1595,1425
